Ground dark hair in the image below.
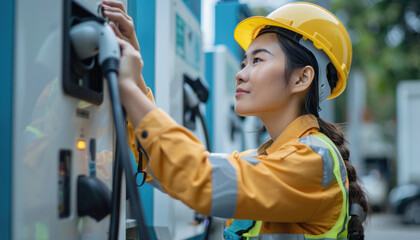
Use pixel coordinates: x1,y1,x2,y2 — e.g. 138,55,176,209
258,27,369,239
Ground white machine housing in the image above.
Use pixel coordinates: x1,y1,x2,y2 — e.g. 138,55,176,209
151,0,207,239
207,45,256,153
397,80,420,185
12,0,126,239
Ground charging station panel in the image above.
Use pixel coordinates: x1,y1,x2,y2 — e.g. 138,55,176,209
206,46,260,154
62,0,104,105
134,0,207,239
206,46,244,153
12,0,125,239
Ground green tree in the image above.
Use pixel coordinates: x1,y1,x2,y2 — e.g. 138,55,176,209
331,0,420,123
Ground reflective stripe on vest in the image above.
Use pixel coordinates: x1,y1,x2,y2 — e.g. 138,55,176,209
224,134,349,240
224,220,258,240
311,134,349,239
248,234,348,240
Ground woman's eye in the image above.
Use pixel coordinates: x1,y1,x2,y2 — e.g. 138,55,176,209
240,63,246,69
253,57,262,64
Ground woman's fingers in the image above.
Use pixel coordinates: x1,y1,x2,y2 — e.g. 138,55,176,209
109,21,124,39
102,0,126,12
103,10,132,32
102,5,131,22
117,38,132,54
117,37,141,63
102,3,140,51
102,0,131,32
117,37,143,89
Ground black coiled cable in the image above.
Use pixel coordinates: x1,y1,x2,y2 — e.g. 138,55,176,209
103,58,150,240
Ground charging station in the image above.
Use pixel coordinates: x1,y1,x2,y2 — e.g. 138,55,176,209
3,0,252,239
0,0,14,239
8,0,141,239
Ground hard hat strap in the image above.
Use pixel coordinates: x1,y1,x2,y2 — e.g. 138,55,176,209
299,38,332,103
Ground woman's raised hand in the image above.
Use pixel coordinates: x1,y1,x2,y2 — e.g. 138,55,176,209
117,38,155,126
102,0,148,94
117,38,143,90
102,0,140,51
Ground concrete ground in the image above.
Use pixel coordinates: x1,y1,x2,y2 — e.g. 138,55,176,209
365,213,420,240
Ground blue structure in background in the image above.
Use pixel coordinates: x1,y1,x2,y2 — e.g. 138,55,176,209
0,0,14,239
215,0,253,62
127,1,204,239
183,0,201,23
128,0,156,93
128,1,158,239
206,0,253,153
205,52,215,149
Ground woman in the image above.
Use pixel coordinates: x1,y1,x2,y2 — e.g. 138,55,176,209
103,1,368,239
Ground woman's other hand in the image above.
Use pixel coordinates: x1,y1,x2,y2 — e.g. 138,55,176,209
102,0,140,51
118,38,155,126
103,0,148,94
118,38,143,91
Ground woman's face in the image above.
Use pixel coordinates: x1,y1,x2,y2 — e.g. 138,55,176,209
235,33,292,117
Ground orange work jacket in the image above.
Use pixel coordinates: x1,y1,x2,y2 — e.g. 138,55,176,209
127,88,348,236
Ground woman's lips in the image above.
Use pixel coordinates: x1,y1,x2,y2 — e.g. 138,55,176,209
235,89,249,98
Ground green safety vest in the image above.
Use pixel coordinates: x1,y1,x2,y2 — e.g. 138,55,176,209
224,134,350,240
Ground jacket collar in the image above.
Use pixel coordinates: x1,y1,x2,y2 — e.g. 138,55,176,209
257,114,319,155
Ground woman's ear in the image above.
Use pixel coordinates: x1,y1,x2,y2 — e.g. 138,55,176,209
290,65,314,94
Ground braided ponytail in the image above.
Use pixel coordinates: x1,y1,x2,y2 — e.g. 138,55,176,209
317,118,369,239
307,55,369,240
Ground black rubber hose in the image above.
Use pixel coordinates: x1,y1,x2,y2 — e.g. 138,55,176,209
194,107,212,240
195,107,211,152
104,59,150,240
109,137,122,240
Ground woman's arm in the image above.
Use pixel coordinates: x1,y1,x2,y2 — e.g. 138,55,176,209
133,107,340,223
118,39,156,178
118,39,155,127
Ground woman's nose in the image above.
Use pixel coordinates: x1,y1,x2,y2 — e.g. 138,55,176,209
236,67,248,84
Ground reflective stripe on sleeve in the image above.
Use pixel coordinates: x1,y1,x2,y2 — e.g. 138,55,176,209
322,137,347,189
148,179,165,193
241,150,260,165
145,166,165,193
209,153,238,218
299,136,336,187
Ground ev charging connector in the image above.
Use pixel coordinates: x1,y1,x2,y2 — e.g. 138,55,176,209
66,1,150,239
70,17,120,224
70,20,120,74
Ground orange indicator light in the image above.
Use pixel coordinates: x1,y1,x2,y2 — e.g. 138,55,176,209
77,140,86,150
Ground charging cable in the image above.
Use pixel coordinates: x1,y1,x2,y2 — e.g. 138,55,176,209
70,19,150,240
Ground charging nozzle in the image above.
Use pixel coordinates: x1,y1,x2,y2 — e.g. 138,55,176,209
183,73,209,103
70,20,120,74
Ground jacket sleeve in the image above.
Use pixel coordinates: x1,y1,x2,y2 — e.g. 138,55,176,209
126,87,155,182
135,108,342,222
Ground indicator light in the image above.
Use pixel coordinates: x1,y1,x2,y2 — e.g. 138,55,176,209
77,140,86,150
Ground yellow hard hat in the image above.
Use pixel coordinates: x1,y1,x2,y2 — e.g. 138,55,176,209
234,2,352,99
